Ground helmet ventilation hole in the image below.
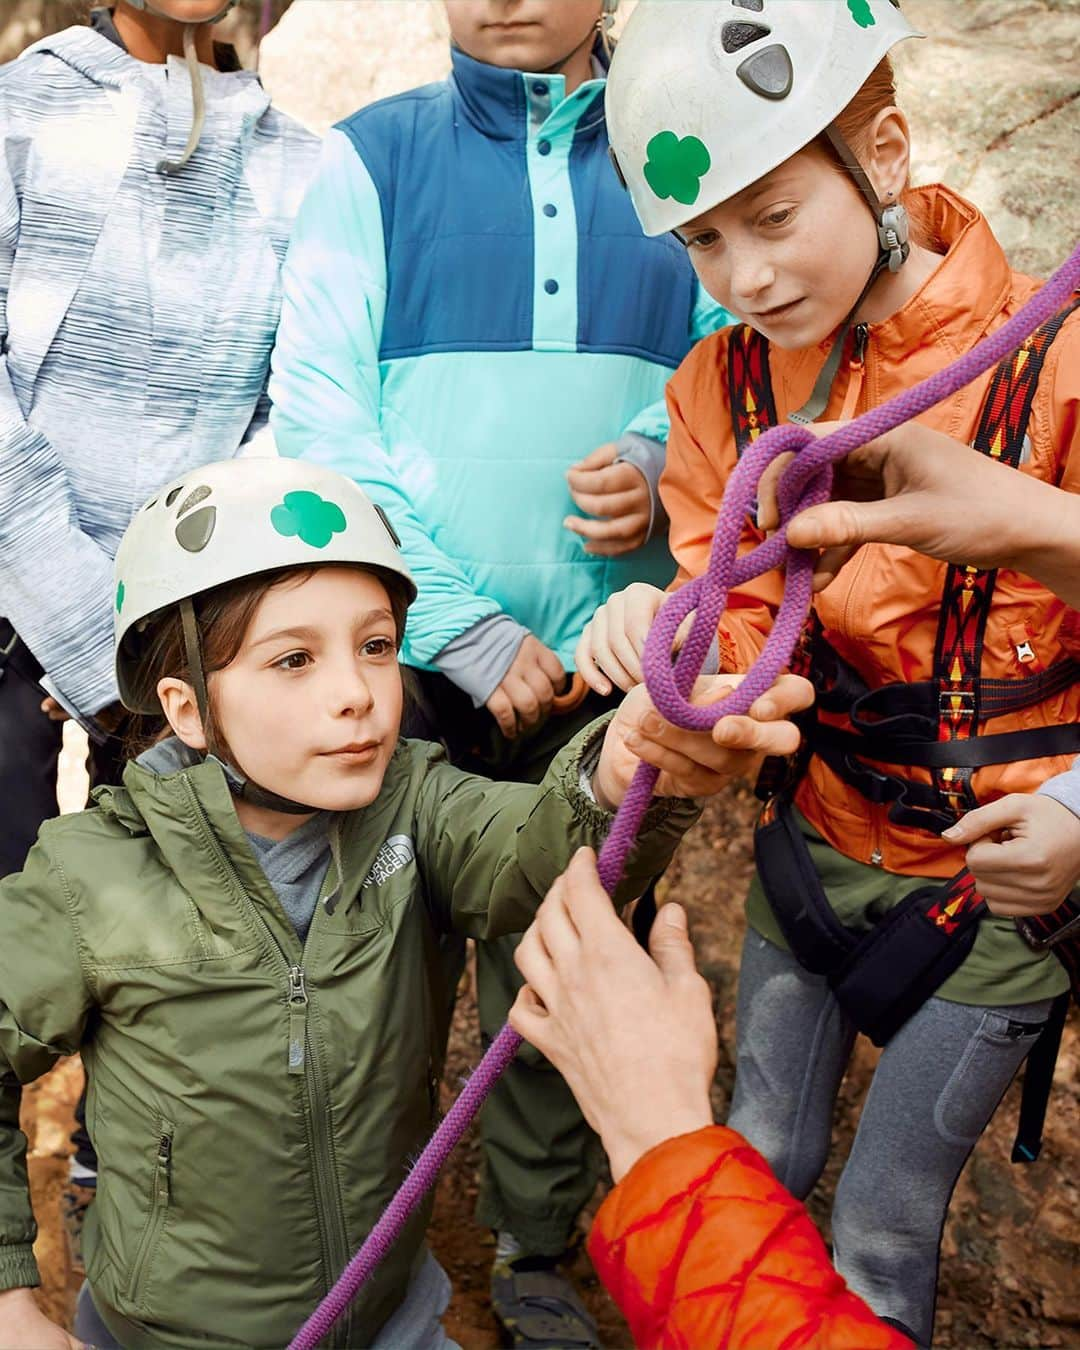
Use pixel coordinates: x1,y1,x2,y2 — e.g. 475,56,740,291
722,21,770,53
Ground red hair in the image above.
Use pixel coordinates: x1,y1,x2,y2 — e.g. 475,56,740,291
829,57,932,249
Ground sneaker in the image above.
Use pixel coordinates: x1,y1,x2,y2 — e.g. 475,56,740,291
490,1251,600,1349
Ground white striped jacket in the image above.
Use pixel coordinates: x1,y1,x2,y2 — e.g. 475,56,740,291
0,26,319,712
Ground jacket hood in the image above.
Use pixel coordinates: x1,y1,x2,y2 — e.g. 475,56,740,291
24,23,268,119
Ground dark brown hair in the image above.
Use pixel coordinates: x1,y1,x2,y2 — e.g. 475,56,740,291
126,564,410,757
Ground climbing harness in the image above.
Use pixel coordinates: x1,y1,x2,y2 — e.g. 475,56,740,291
731,296,1080,1162
286,241,1080,1350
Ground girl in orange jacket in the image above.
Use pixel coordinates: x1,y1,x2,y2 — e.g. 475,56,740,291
575,2,1079,1344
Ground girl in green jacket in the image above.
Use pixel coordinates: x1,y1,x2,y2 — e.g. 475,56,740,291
0,457,810,1350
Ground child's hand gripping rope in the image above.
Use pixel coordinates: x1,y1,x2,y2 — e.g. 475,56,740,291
288,241,1080,1350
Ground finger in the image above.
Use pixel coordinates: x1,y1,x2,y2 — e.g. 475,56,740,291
568,442,618,474
561,847,623,939
537,874,586,966
942,796,1027,846
566,485,647,518
521,663,558,716
588,604,639,693
712,713,802,758
514,911,559,995
506,676,542,728
746,673,815,722
564,512,647,543
536,644,567,689
602,595,647,689
581,534,649,559
755,452,796,533
624,732,730,795
964,836,1038,881
566,462,640,496
648,903,699,981
787,496,924,555
487,688,518,740
811,544,859,591
509,985,559,1054
575,622,613,697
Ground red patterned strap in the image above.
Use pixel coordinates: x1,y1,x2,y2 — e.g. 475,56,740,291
932,295,1080,821
728,323,779,457
923,869,985,936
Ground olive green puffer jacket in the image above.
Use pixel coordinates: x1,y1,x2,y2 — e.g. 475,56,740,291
0,720,696,1349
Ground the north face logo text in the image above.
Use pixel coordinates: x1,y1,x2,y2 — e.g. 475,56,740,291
362,835,415,889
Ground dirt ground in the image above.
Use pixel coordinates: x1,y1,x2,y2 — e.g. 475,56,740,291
25,771,1079,1348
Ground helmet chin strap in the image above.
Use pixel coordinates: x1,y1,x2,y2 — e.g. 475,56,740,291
124,0,238,175
179,598,322,816
789,124,910,426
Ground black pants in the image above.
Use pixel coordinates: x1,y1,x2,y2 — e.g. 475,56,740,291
0,622,129,1179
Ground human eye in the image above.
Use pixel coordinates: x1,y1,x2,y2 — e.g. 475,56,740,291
362,636,397,659
273,650,311,671
686,228,721,251
759,205,796,229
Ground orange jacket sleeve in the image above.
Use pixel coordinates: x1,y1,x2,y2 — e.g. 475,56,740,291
588,1126,913,1350
661,339,784,673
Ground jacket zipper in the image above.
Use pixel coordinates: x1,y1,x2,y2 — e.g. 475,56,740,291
180,775,352,1347
127,1123,173,1307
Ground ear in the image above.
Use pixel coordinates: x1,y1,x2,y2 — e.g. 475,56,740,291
157,677,208,751
864,107,911,204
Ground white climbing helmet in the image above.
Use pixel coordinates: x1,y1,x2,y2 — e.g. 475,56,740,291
605,0,920,238
114,457,415,715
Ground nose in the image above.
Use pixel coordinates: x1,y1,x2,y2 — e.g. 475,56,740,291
332,658,375,719
727,242,777,310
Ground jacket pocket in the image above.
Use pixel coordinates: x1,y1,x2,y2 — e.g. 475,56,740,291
126,1120,173,1310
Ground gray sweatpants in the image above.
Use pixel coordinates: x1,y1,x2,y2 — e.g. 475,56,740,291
728,932,1052,1348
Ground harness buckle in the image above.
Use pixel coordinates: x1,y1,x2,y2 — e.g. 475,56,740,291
1015,909,1080,952
938,688,976,717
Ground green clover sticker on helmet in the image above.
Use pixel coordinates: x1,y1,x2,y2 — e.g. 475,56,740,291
115,579,125,614
643,130,712,207
271,491,347,549
846,0,876,28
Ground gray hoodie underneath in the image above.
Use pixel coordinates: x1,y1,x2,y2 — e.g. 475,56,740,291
137,738,332,941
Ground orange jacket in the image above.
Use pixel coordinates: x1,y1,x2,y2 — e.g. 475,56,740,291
661,186,1080,877
588,1126,912,1350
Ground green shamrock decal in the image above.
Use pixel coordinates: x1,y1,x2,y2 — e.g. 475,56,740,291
846,0,876,27
271,491,347,549
643,131,712,207
115,579,125,614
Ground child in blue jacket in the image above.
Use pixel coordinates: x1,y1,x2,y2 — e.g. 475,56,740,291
269,4,731,1339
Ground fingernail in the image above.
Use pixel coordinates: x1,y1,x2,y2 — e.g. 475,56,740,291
941,825,961,839
662,904,686,929
754,700,775,719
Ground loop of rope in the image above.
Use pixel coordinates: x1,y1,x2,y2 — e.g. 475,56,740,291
288,241,1080,1350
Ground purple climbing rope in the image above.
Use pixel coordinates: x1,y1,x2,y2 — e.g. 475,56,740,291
288,242,1080,1349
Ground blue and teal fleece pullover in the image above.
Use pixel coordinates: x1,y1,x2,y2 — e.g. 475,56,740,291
270,43,731,703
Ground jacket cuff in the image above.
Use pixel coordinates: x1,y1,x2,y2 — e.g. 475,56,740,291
559,715,702,849
1036,759,1080,821
614,432,668,542
433,614,530,707
0,1244,41,1292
